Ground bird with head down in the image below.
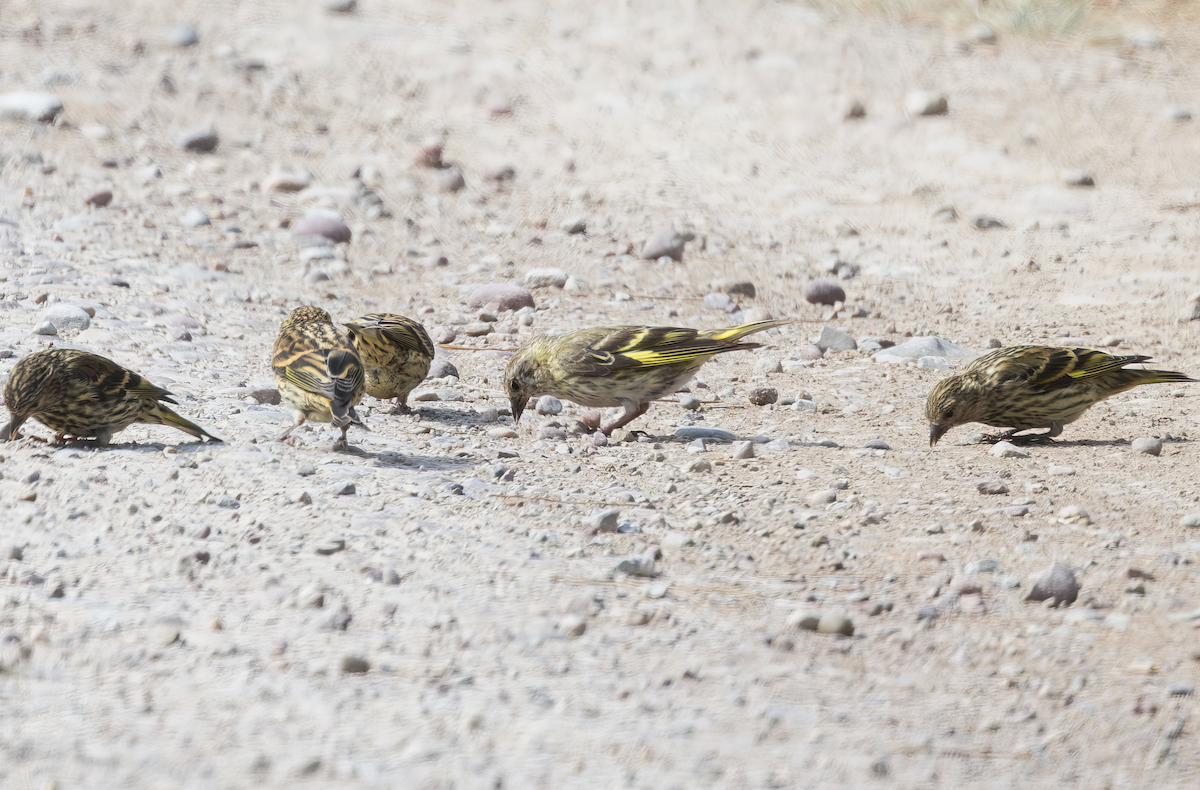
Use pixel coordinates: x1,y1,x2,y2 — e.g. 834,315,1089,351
926,344,1194,446
504,319,787,435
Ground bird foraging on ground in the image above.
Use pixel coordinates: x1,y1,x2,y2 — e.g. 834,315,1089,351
343,312,434,414
926,345,1195,445
0,348,220,445
272,306,366,451
504,319,787,435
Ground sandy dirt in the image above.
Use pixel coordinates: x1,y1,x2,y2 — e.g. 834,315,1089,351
2,1,1200,787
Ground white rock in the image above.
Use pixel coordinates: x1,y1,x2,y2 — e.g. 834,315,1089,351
42,304,92,333
524,268,569,289
535,395,562,415
0,91,64,123
989,441,1028,459
905,91,948,117
873,336,971,361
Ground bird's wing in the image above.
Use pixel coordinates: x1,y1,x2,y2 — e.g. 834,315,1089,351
379,319,435,356
72,353,177,403
275,349,340,399
1022,348,1148,391
559,327,710,375
1062,349,1151,380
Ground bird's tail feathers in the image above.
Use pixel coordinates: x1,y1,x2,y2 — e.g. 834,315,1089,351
700,319,789,343
1127,369,1196,385
145,403,221,442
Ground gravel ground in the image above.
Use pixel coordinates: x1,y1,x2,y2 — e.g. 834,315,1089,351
3,1,1200,788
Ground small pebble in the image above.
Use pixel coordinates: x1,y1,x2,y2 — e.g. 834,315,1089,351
340,656,370,674
816,613,855,636
703,292,733,311
814,326,856,352
973,214,1007,229
1061,169,1095,187
315,539,347,555
524,268,568,289
291,209,351,243
535,395,562,415
746,386,777,406
804,278,846,306
678,393,701,411
989,441,1028,458
559,614,587,638
176,126,219,153
0,91,65,123
1165,104,1192,121
181,207,211,228
684,459,712,473
1167,682,1194,697
1132,437,1162,456
85,190,113,207
168,23,199,47
1026,561,1078,606
586,508,620,532
977,479,1009,495
905,90,948,116
732,440,755,460
641,226,685,261
1178,513,1200,529
560,216,587,234
467,283,534,311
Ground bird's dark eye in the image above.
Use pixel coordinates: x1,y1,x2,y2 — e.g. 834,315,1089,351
941,409,953,421
508,377,520,392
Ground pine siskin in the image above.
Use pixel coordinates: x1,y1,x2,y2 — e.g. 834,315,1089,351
272,306,366,451
0,348,219,445
926,345,1195,445
504,319,787,435
343,312,434,414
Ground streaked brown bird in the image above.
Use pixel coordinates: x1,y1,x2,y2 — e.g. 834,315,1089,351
0,348,219,445
926,345,1195,445
343,312,434,414
504,319,787,435
271,305,366,451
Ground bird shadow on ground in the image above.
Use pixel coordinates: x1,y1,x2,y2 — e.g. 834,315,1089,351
1011,437,1131,448
366,450,479,472
15,437,221,453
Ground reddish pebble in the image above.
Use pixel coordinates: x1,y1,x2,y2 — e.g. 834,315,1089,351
415,142,443,168
290,208,351,243
466,283,534,311
85,190,113,207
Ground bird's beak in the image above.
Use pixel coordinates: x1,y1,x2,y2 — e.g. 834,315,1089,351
510,396,526,425
929,424,946,447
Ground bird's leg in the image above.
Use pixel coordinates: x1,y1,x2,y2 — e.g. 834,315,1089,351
276,414,305,443
985,428,1056,445
332,425,350,452
600,402,649,436
387,399,411,416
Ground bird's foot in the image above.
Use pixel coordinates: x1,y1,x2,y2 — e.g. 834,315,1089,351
983,430,1055,445
331,438,349,452
387,403,411,416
